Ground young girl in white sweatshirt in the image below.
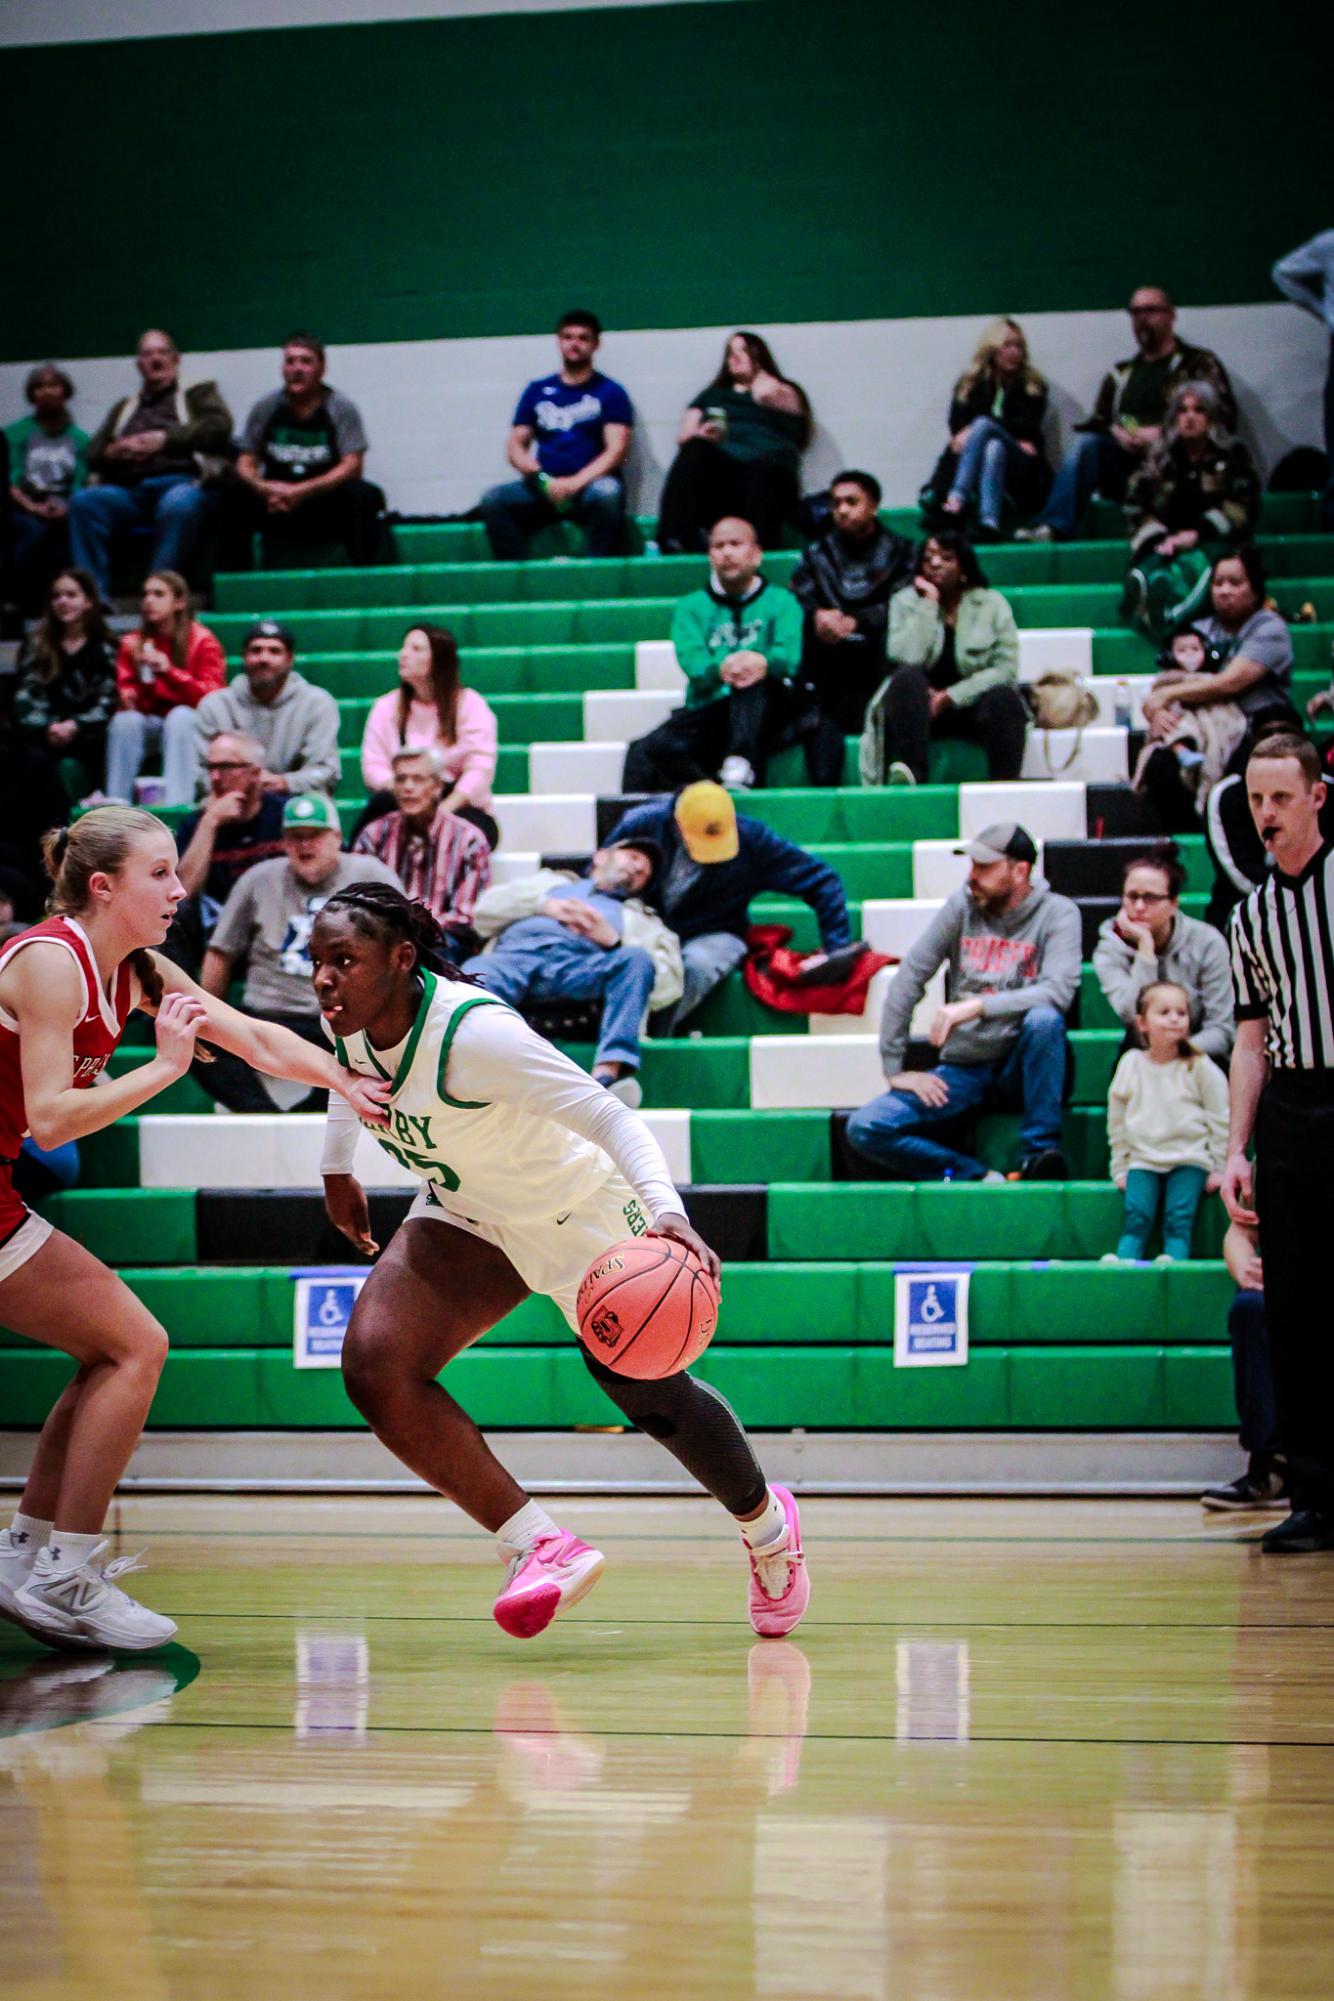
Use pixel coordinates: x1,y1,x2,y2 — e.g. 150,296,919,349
1107,980,1229,1261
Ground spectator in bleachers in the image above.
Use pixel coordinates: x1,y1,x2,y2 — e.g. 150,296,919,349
847,823,1081,1182
859,531,1026,787
1017,288,1235,542
790,470,916,785
1121,384,1261,640
0,683,70,921
479,310,632,561
463,839,680,1105
197,793,396,1111
605,781,851,1029
1199,1217,1288,1511
5,364,88,610
222,333,385,569
357,624,499,848
13,569,117,800
166,730,287,973
1271,228,1334,528
657,332,812,554
194,619,342,799
69,329,231,597
1105,980,1228,1260
1137,548,1297,832
922,318,1051,540
105,570,225,806
352,747,491,941
623,517,806,793
1093,845,1235,1060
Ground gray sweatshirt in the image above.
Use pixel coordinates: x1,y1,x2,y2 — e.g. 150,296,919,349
1092,909,1235,1059
878,880,1083,1077
194,669,342,795
1272,230,1334,334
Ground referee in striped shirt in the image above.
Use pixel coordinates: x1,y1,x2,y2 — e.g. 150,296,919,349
1223,733,1334,1551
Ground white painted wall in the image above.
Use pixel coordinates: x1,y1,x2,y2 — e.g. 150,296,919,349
2,302,1322,518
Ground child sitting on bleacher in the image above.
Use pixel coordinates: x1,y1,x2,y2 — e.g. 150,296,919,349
1106,980,1228,1262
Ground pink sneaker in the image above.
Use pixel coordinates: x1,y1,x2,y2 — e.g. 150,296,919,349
493,1531,605,1640
745,1485,810,1638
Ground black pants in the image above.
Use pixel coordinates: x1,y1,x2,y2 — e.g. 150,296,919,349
877,666,1028,784
192,1009,329,1113
220,477,386,569
656,438,798,553
801,632,885,786
1228,1288,1281,1463
622,682,810,791
1255,1072,1334,1510
347,789,501,851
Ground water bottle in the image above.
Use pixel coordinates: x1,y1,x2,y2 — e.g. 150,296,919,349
1113,679,1132,730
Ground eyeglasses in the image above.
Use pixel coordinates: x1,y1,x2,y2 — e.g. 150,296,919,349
1124,890,1171,906
206,761,257,775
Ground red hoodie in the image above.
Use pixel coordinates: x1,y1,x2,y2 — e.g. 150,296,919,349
115,621,226,717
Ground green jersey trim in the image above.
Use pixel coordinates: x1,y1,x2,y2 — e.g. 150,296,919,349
334,1035,350,1068
390,971,436,1096
436,994,503,1108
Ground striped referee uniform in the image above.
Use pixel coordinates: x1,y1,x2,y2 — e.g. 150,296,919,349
1230,839,1334,1514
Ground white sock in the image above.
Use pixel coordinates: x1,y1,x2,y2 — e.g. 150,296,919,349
737,1488,787,1550
495,1500,560,1558
7,1512,54,1552
44,1530,102,1573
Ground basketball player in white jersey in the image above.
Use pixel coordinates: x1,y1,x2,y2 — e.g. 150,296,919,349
310,882,810,1641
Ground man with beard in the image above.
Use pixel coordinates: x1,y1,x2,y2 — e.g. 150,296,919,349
847,824,1081,1181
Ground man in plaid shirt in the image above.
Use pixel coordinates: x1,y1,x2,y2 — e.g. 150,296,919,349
352,747,491,940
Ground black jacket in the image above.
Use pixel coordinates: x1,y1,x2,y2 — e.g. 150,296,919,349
789,526,915,646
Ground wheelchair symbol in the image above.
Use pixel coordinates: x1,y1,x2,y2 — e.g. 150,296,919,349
918,1284,946,1323
317,1288,347,1328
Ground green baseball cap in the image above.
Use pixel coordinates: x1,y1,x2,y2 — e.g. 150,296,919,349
282,793,341,834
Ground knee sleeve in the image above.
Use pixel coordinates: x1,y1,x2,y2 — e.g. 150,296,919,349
582,1349,766,1515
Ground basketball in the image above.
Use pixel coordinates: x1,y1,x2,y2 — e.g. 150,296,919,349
576,1235,720,1378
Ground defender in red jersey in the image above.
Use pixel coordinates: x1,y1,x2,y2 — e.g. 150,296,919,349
0,807,388,1653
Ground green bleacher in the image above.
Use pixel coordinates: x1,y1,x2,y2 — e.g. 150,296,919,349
3,493,1329,1439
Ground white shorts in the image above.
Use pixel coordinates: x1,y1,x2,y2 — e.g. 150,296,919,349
0,1209,54,1284
407,1173,652,1331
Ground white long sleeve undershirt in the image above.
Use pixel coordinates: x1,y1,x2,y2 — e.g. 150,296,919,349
320,1004,683,1222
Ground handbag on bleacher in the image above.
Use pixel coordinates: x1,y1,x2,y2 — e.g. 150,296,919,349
1022,670,1099,774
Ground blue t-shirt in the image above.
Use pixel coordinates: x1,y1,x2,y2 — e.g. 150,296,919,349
512,371,633,477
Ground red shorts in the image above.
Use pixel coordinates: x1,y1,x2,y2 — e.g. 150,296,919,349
0,1161,51,1282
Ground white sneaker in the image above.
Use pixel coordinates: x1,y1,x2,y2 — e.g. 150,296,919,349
719,755,755,790
0,1525,40,1631
14,1543,178,1653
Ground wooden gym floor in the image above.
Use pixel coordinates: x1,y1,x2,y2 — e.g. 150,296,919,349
1,1495,1332,2001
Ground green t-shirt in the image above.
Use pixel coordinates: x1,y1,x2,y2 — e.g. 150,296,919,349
5,415,89,500
690,384,806,467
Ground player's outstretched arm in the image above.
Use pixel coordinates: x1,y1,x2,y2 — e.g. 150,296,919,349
320,1094,379,1255
150,953,390,1125
14,945,207,1147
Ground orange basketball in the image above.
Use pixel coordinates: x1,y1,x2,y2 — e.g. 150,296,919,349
576,1236,720,1379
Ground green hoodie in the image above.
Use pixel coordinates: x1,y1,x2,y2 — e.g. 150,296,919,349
670,576,805,709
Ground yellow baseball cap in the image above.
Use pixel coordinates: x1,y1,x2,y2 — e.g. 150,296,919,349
675,781,739,863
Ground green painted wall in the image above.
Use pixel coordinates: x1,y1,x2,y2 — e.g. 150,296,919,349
5,0,1323,361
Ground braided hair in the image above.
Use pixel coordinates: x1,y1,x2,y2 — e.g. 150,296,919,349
317,881,473,982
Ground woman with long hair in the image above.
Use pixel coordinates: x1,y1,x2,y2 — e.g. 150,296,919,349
357,624,499,847
1122,382,1261,638
106,570,225,806
14,569,118,799
0,807,388,1651
657,331,813,553
860,528,1026,786
311,880,809,1643
924,317,1050,539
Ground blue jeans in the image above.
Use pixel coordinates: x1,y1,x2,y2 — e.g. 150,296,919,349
653,931,749,1033
948,417,1025,530
104,704,200,806
462,930,655,1070
1229,1288,1280,1461
68,474,212,597
1116,1164,1207,1260
1038,431,1135,537
846,1004,1068,1179
479,474,626,560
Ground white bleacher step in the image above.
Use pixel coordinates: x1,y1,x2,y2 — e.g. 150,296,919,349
487,850,542,885
911,838,1044,899
636,640,685,692
585,689,677,740
751,1033,882,1110
806,963,941,1038
1021,726,1127,784
529,743,627,795
139,1109,692,1190
959,780,1087,840
494,793,596,853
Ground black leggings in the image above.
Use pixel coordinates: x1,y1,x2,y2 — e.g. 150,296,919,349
656,438,799,553
582,1350,767,1515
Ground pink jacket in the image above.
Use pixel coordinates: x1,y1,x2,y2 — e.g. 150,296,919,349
359,685,498,809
